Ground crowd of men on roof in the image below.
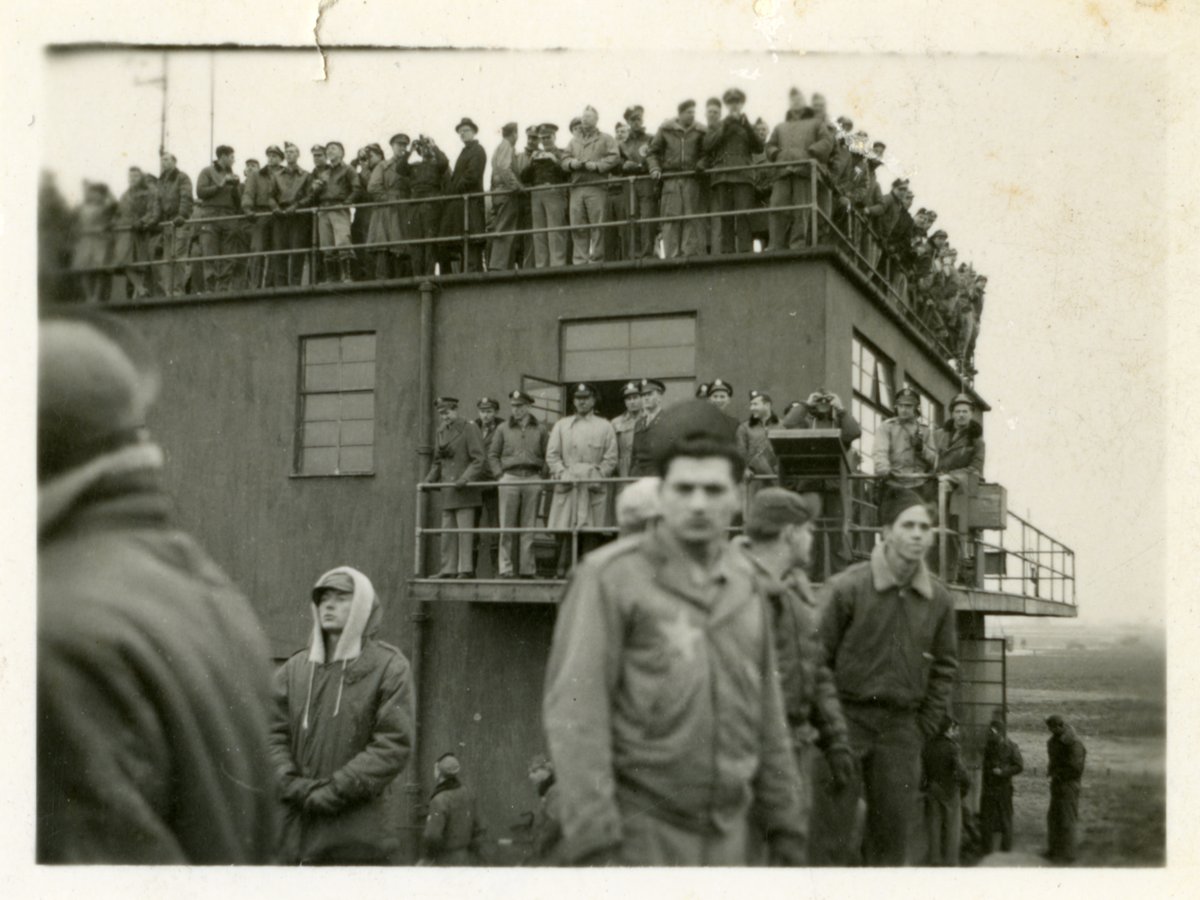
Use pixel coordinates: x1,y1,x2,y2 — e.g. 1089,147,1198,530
61,86,986,371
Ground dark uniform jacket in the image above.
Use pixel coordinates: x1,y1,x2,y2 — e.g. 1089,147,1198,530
426,417,486,509
543,527,806,863
410,148,450,198
308,160,359,207
423,776,485,865
781,402,862,447
440,139,487,238
271,165,311,211
934,420,985,482
982,730,1024,797
242,167,277,211
155,167,194,223
819,543,958,737
196,161,241,213
921,733,970,802
520,146,568,186
701,114,766,185
735,414,780,477
647,118,706,174
1048,725,1086,783
38,460,278,863
620,128,658,200
629,406,664,478
737,542,849,753
116,183,161,230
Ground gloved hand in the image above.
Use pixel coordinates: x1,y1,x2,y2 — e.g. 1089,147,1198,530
827,747,856,791
767,831,806,866
172,215,188,227
303,783,344,816
281,776,323,807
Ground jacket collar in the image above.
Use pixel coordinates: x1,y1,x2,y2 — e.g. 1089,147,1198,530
645,524,745,619
431,775,462,799
870,542,933,600
508,413,538,428
38,443,166,539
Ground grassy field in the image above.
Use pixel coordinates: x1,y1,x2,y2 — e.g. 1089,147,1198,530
997,645,1165,867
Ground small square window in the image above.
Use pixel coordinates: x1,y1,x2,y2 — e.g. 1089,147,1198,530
296,333,376,476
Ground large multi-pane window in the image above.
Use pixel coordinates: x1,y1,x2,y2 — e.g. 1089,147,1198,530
851,334,896,474
562,315,696,406
905,376,945,428
295,333,376,476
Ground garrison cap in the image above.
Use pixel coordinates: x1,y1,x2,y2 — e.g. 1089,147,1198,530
708,378,733,396
434,396,459,410
639,378,666,394
476,396,499,411
748,389,772,403
622,380,642,398
265,145,284,159
722,87,746,104
528,754,553,772
390,133,411,145
571,382,596,397
623,105,644,122
650,399,740,462
746,487,817,534
678,99,696,113
509,389,533,405
891,177,909,189
949,392,975,411
455,117,479,133
894,386,919,405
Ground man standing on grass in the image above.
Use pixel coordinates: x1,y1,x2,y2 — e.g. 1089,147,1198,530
1044,713,1086,864
979,715,1024,855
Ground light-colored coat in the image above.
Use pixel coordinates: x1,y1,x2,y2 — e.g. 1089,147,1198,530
545,412,618,528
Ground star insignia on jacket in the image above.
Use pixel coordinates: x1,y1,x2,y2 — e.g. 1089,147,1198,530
659,613,704,663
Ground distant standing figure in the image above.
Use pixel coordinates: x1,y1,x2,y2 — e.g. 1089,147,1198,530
114,166,160,299
979,717,1024,854
921,715,970,866
488,389,550,579
194,146,242,293
1044,713,1086,864
440,117,488,273
561,105,621,264
426,397,486,578
269,567,415,865
611,380,643,479
423,753,486,866
72,182,116,303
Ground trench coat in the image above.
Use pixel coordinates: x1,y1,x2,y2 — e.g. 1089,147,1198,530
545,413,618,529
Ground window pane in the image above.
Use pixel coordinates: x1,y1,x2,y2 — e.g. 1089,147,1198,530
340,420,375,446
340,361,376,391
303,393,340,422
305,363,340,392
300,446,338,475
304,337,340,365
563,321,629,351
341,392,375,420
661,379,696,409
340,334,376,363
630,345,694,377
630,316,695,348
562,348,628,380
339,445,374,473
303,421,339,447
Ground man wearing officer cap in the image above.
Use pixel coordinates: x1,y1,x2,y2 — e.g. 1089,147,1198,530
520,122,570,268
932,392,986,574
734,488,852,862
706,378,736,418
544,400,807,866
812,489,958,866
736,389,781,496
425,397,486,578
242,146,283,289
629,377,667,477
704,87,764,254
472,397,502,576
612,380,643,480
872,386,936,505
488,389,550,579
546,383,618,577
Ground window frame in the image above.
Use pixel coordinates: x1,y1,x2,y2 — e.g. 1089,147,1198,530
851,333,897,476
292,331,378,478
559,313,698,383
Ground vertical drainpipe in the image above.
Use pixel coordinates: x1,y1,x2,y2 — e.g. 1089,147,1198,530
404,278,437,859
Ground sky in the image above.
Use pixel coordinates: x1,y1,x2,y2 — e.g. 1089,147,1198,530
39,46,1168,628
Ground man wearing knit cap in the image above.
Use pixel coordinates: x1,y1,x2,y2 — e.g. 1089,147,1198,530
735,488,853,861
544,400,807,866
423,752,486,865
38,313,278,863
270,567,415,864
812,489,957,866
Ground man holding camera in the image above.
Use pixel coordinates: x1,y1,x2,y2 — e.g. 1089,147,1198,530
304,141,359,284
194,145,241,293
702,88,764,254
408,134,451,276
520,123,570,268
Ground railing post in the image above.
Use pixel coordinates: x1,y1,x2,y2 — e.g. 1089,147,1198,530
414,487,425,577
627,177,637,259
462,191,470,272
937,479,949,579
310,208,319,285
809,161,818,248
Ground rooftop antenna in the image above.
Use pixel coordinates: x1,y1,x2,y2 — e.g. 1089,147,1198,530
133,51,168,155
208,51,216,160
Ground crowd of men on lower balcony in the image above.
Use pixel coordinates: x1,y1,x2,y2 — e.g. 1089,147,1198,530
423,378,985,582
59,87,986,371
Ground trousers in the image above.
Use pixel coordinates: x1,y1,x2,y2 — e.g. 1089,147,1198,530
768,174,815,250
568,184,607,264
488,193,520,270
711,182,755,254
809,705,922,866
924,792,961,866
195,212,239,293
498,474,542,576
1046,779,1080,861
317,208,353,260
154,222,192,296
531,188,568,267
271,213,312,287
659,176,704,258
617,796,750,866
439,507,476,576
979,784,1014,852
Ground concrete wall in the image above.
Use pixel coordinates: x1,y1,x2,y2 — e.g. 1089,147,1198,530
114,252,959,860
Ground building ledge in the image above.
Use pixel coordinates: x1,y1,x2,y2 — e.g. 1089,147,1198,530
409,578,564,604
950,588,1078,618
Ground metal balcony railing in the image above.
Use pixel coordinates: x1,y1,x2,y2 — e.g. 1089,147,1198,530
72,159,966,369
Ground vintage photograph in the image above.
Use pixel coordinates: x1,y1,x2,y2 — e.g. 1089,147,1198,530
24,1,1185,885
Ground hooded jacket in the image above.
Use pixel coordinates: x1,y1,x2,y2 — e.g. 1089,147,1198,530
38,448,278,863
269,567,415,863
